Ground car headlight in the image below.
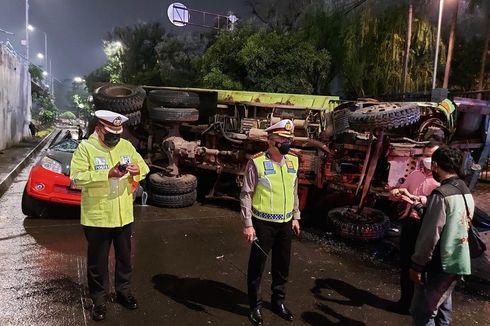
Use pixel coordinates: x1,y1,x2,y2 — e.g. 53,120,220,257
40,157,63,174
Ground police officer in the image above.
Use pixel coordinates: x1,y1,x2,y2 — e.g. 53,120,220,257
70,110,150,321
241,119,301,326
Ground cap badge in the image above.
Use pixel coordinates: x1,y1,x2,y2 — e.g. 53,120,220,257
284,121,293,131
113,117,122,126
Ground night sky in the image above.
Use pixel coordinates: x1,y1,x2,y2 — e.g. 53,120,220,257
0,0,250,81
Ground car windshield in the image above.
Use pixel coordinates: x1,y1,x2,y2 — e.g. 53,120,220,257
50,139,80,153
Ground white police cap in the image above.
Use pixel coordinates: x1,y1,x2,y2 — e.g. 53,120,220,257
265,119,294,138
94,110,128,134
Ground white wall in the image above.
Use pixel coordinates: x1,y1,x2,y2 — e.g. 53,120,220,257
0,44,32,151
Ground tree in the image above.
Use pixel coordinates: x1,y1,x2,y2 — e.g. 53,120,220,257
155,33,208,87
302,2,445,97
469,0,490,95
104,23,166,85
29,64,44,85
32,93,58,126
443,0,461,88
199,25,331,94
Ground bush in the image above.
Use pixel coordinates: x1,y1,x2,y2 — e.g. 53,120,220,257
60,111,77,120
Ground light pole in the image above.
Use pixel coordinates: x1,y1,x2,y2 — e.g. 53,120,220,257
25,0,29,62
28,25,48,70
432,0,445,89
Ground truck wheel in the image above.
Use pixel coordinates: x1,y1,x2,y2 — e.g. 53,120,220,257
349,103,420,132
333,108,351,134
148,173,197,195
148,190,197,208
148,90,199,108
327,206,389,242
125,111,142,127
21,186,46,218
148,107,199,123
93,84,146,113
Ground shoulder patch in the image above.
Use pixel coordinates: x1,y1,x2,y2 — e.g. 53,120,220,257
251,152,265,159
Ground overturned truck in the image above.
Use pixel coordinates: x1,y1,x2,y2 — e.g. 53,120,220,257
91,84,490,241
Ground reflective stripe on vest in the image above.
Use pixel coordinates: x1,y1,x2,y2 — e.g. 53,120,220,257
251,153,298,223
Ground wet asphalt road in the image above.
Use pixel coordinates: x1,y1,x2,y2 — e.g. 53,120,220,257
0,150,489,326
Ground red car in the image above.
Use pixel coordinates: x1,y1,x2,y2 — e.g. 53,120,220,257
22,138,81,217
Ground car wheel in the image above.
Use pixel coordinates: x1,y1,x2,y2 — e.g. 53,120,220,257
148,190,197,208
93,84,146,113
148,173,197,195
148,107,199,123
148,90,199,108
348,103,420,132
327,206,389,242
22,186,46,218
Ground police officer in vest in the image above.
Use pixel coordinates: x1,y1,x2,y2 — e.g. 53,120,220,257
241,119,301,326
70,110,150,321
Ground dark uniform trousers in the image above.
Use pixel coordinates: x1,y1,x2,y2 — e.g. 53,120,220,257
83,223,133,305
247,217,292,309
399,217,422,308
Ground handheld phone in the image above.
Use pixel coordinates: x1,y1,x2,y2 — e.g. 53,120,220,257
118,163,128,172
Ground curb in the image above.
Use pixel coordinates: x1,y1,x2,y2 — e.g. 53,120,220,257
0,129,61,197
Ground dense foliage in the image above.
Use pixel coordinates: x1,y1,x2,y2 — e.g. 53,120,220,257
86,0,488,97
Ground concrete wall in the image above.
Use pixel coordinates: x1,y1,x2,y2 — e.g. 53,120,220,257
0,44,31,151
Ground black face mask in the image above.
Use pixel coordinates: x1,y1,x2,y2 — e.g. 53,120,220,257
432,169,440,182
102,132,121,147
275,141,291,155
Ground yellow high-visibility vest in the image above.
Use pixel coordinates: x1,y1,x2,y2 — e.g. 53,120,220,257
251,152,298,223
70,133,150,227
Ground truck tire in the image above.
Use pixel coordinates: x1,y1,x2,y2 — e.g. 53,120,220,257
93,84,146,113
148,173,197,195
327,206,389,242
333,108,351,134
148,90,199,108
125,111,142,127
148,107,199,123
22,186,46,218
349,103,420,132
148,190,197,208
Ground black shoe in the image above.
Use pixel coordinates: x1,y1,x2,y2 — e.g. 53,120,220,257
272,302,293,322
387,301,410,315
92,304,106,321
116,294,138,310
249,307,263,326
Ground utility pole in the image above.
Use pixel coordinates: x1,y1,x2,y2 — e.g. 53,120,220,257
44,32,48,70
25,0,29,63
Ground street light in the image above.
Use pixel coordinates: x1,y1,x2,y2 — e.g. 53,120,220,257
28,24,48,69
42,71,48,77
73,76,84,83
432,0,445,89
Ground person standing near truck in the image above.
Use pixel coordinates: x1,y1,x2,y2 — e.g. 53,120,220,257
240,119,301,326
388,142,440,315
410,146,473,325
70,110,149,321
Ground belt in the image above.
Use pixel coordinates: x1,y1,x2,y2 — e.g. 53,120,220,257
252,207,293,221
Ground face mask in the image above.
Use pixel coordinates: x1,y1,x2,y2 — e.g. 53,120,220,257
275,141,291,155
432,166,440,182
422,157,432,170
102,132,121,147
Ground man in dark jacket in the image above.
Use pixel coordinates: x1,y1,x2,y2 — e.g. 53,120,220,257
410,146,473,326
